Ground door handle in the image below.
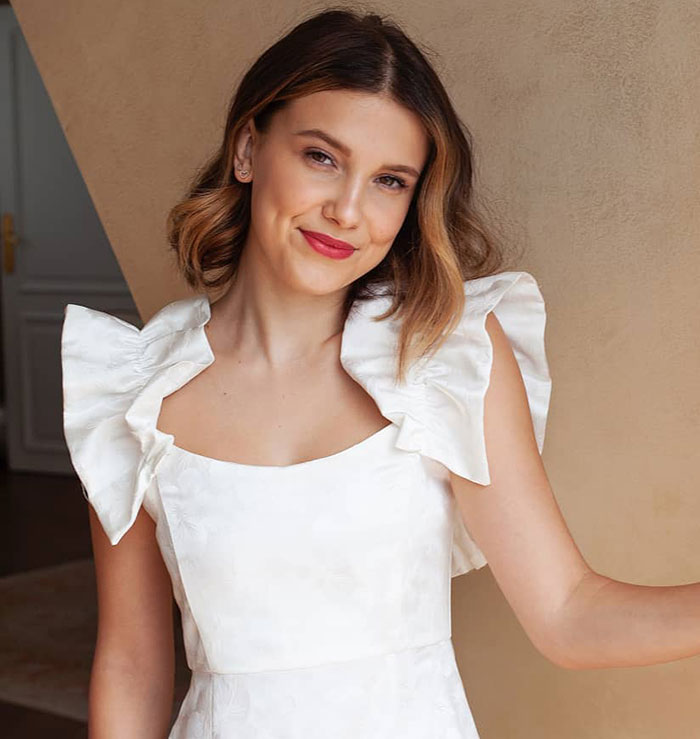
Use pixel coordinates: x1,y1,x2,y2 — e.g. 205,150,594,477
2,213,18,274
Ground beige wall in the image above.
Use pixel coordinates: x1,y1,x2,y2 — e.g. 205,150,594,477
13,0,700,735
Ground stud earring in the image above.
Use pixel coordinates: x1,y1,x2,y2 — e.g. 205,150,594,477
237,166,250,178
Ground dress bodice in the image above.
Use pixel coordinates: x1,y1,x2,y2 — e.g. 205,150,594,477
152,422,454,675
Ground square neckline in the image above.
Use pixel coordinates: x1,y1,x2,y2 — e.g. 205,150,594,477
166,420,396,472
156,294,397,472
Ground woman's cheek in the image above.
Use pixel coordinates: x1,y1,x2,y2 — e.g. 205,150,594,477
368,203,408,244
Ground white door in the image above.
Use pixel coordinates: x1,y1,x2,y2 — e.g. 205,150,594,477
0,7,139,474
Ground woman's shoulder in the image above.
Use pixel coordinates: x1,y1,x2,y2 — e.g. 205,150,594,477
61,294,213,546
62,293,213,387
341,268,552,478
62,294,210,355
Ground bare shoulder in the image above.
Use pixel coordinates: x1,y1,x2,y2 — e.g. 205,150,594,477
449,310,592,667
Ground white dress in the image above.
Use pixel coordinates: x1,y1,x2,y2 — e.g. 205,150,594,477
61,270,552,738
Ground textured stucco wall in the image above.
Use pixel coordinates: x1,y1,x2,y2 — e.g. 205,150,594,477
12,0,700,736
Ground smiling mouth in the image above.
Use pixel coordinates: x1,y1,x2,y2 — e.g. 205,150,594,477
299,229,357,252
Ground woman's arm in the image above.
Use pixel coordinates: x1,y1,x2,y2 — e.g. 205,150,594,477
450,312,700,671
87,504,175,738
551,568,700,670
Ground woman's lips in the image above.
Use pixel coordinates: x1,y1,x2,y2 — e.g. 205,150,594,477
300,229,357,260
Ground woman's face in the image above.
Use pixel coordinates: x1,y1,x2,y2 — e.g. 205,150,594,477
235,89,430,297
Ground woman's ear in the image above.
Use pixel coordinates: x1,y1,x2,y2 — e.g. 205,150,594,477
233,120,256,182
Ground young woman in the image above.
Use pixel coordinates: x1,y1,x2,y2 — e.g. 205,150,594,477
61,8,700,738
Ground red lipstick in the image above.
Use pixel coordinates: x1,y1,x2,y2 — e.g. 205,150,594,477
300,229,357,260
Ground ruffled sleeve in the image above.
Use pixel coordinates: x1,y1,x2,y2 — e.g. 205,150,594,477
340,270,552,577
61,296,214,546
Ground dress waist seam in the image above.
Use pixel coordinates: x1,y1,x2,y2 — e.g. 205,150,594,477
190,635,454,677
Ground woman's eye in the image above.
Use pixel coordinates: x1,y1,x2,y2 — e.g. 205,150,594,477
305,149,334,166
304,150,408,191
377,175,408,190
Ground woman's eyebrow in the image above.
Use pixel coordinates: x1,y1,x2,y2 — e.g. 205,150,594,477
293,128,421,178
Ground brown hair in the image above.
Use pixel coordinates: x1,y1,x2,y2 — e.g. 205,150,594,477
167,6,517,383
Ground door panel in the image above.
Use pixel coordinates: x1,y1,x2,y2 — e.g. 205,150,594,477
0,7,138,473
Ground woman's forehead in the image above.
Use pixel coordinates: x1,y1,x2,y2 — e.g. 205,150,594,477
272,91,429,163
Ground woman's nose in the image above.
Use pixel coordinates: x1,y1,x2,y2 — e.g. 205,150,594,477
322,180,363,229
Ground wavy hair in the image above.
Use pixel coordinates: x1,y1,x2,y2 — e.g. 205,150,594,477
166,6,517,383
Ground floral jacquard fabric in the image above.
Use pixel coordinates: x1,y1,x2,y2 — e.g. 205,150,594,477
61,270,552,737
